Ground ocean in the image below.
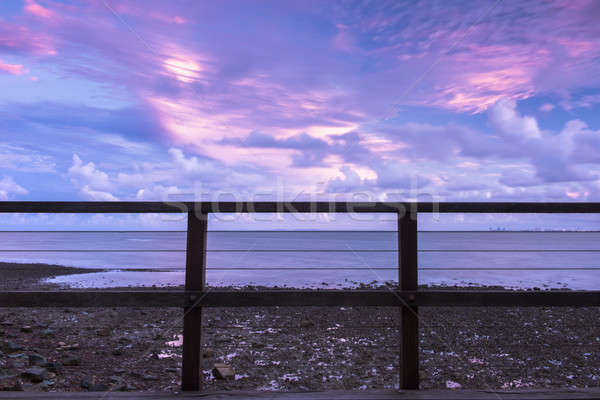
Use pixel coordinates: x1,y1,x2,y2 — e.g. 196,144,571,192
1,231,600,290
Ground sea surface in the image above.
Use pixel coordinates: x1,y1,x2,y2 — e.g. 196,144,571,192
1,231,600,289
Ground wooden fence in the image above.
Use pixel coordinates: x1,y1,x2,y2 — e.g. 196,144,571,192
1,201,600,392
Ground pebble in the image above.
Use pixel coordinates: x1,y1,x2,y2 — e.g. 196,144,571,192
41,329,55,337
61,355,80,366
446,380,462,389
2,340,22,353
202,348,215,358
115,383,137,391
117,336,132,344
40,380,55,390
212,363,235,380
28,353,47,366
80,376,93,389
57,343,79,351
95,328,111,337
21,366,47,383
42,361,63,373
300,319,315,328
20,326,32,333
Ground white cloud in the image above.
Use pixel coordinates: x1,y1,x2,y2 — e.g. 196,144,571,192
136,184,186,200
0,176,28,200
96,134,153,153
374,161,431,189
80,185,119,201
68,154,111,190
168,147,214,174
489,98,541,139
68,154,117,200
326,166,365,193
0,143,56,172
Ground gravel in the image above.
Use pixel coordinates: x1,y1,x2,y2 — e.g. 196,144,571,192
0,262,599,392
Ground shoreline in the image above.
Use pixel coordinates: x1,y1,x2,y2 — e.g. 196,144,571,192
1,263,597,393
0,262,106,291
0,261,576,292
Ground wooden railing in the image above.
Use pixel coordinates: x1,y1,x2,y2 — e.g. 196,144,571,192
1,201,600,392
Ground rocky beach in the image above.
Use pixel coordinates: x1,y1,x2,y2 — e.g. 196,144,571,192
1,263,599,392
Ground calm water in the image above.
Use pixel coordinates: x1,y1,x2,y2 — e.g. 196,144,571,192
1,231,600,289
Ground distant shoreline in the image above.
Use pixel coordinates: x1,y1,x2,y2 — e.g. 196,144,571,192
0,262,105,290
1,261,579,292
0,261,531,292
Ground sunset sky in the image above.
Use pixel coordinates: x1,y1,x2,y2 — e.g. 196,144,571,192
1,0,600,214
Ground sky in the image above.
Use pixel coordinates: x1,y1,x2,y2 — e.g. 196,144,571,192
1,0,600,229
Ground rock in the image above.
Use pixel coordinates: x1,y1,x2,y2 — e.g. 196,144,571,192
300,319,315,328
21,367,47,383
0,374,22,391
202,348,215,358
40,380,54,390
212,363,235,380
117,336,132,344
445,380,462,389
41,329,55,337
165,367,177,373
2,341,22,353
28,353,47,366
109,375,123,384
6,353,27,369
61,355,80,366
42,361,63,373
57,343,79,351
95,328,111,337
20,326,32,333
250,342,264,349
116,384,137,391
80,376,93,389
113,368,127,375
142,374,158,381
112,348,123,356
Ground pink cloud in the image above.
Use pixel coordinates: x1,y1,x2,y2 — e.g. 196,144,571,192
0,21,56,55
433,45,549,112
0,60,26,75
332,24,357,53
25,0,56,19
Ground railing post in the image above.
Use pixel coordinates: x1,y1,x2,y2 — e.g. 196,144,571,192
182,211,208,391
398,211,419,389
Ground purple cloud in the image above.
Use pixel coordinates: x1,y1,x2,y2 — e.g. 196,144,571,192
1,0,600,204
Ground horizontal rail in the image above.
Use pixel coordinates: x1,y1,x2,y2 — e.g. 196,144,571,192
1,290,599,307
2,201,600,213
